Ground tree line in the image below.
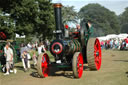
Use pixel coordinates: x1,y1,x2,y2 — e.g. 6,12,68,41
79,3,128,37
0,0,128,39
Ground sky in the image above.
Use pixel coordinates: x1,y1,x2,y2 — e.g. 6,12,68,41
52,0,128,15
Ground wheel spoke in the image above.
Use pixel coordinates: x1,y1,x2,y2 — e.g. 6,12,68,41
94,39,102,70
73,52,83,78
40,53,49,77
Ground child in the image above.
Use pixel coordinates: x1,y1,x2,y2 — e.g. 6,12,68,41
32,51,37,67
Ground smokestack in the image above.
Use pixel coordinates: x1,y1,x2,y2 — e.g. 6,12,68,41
53,3,63,39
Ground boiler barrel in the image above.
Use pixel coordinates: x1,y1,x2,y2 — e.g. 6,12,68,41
66,40,81,55
50,39,81,56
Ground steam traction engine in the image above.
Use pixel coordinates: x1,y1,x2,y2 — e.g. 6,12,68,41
37,3,102,78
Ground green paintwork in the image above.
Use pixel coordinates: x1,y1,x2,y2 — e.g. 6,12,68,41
71,40,81,52
84,25,94,45
51,64,71,68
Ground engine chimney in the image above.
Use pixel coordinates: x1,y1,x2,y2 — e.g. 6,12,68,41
53,3,63,39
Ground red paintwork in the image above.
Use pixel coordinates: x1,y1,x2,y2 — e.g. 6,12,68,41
77,53,83,78
0,50,3,53
0,32,7,39
51,42,63,54
124,38,128,44
65,25,69,29
41,53,49,77
94,38,102,70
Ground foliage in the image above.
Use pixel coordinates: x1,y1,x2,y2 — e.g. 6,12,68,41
62,5,78,25
79,3,121,37
0,0,55,39
119,7,128,33
0,10,15,39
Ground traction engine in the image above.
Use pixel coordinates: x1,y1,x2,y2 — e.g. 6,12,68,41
37,3,102,78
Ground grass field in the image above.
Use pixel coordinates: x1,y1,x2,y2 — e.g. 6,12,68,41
0,49,128,85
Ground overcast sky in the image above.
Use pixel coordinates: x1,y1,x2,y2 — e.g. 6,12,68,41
52,0,128,15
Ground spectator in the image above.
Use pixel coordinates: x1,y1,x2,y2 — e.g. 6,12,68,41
37,43,42,55
27,52,31,69
101,40,104,49
41,42,46,53
35,41,38,48
32,51,37,67
21,51,30,72
109,39,113,49
45,39,50,51
115,39,119,49
125,37,128,48
20,44,27,71
27,42,32,49
105,40,109,49
4,42,14,75
37,43,46,56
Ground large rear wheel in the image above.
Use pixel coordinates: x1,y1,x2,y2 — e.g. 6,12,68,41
37,53,50,78
72,52,83,78
87,38,102,70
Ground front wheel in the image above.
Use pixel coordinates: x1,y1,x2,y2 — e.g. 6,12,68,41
72,52,83,78
37,53,50,78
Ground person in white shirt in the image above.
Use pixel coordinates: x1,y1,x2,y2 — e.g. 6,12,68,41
4,42,14,75
37,43,46,55
27,42,32,49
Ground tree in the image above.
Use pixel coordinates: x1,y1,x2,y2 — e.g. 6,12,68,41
79,3,120,37
35,0,55,39
120,23,128,33
0,11,15,39
119,7,128,33
62,5,78,25
0,0,55,39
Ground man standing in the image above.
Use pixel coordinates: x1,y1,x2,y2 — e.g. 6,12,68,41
4,42,14,75
125,36,128,48
86,20,93,36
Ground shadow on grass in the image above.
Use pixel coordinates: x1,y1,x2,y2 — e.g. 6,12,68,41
15,64,37,71
125,71,128,77
30,67,75,79
31,64,37,70
30,72,40,78
113,60,128,62
30,65,90,79
15,66,24,71
84,65,90,71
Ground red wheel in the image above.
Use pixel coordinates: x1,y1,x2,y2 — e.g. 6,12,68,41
37,53,49,78
94,38,102,70
87,38,102,70
72,52,83,78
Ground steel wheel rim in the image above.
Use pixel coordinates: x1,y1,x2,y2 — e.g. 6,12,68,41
41,53,49,77
94,38,102,70
77,53,83,78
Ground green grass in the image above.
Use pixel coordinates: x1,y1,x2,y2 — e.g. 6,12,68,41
29,50,55,61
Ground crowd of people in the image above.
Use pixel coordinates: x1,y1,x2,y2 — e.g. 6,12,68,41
100,37,128,50
2,39,50,75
